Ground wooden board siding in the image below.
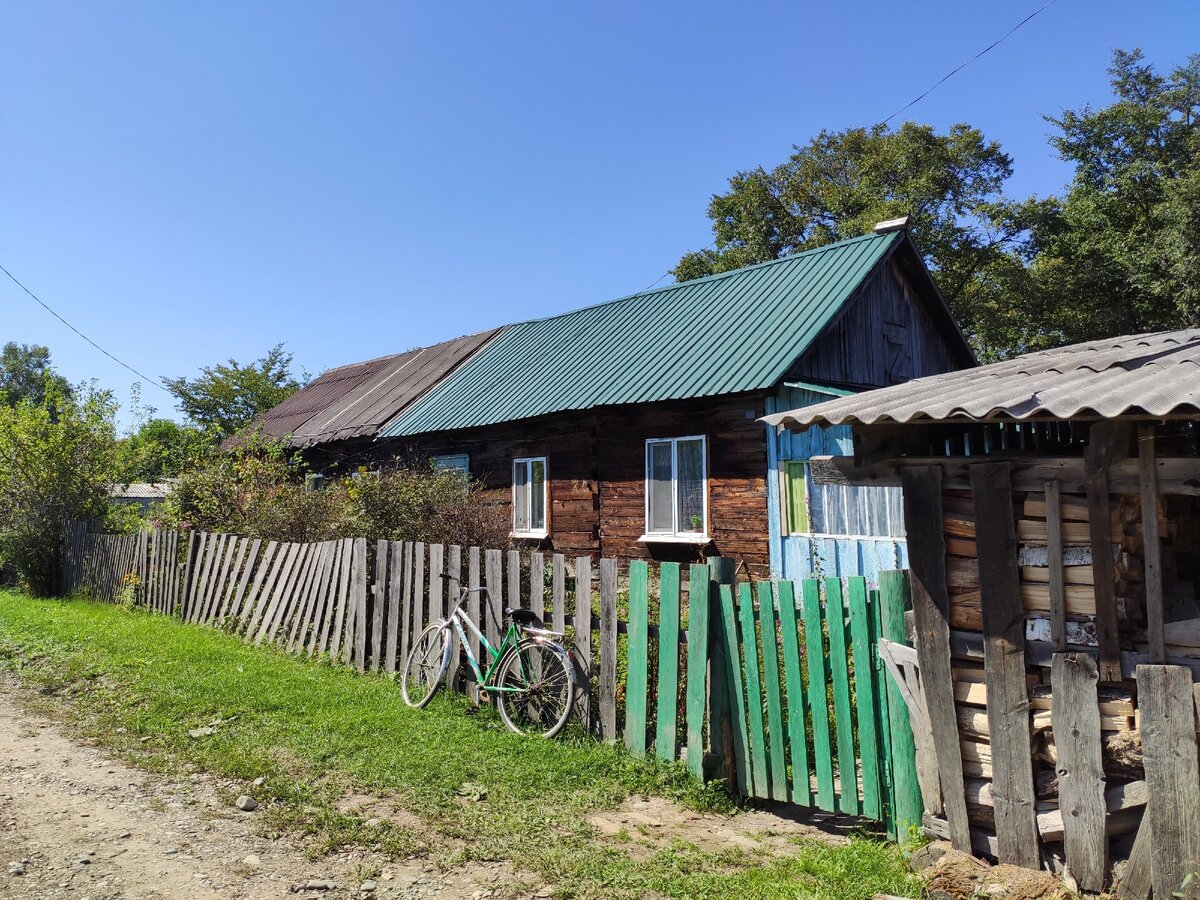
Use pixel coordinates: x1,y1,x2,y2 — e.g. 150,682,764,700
379,393,772,572
788,248,970,390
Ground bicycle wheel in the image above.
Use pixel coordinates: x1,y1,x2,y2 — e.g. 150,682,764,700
494,639,576,738
401,622,450,708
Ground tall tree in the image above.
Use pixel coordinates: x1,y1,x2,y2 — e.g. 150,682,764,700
116,417,212,482
673,122,1044,355
0,342,72,407
164,343,301,439
1026,50,1200,347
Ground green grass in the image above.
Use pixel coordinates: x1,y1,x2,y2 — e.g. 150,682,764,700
0,591,923,900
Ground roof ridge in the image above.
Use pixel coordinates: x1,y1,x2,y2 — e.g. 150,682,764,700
317,327,502,376
508,230,900,329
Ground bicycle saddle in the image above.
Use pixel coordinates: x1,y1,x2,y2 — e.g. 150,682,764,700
506,607,545,628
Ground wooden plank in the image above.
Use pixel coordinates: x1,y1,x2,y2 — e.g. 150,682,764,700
185,532,210,621
802,577,836,811
573,556,594,731
254,542,301,643
1051,652,1107,892
371,539,388,671
239,540,278,635
429,543,445,627
1138,664,1200,899
706,557,734,780
288,541,326,651
776,580,811,807
718,583,751,796
871,587,900,838
398,542,413,670
970,462,1040,867
199,532,229,622
411,542,426,665
384,542,404,673
327,539,353,659
168,530,183,616
625,560,649,758
599,558,619,742
205,533,238,624
901,466,972,852
1139,426,1165,663
655,562,681,763
485,549,503,657
267,542,314,643
351,538,368,671
1086,421,1125,682
1045,479,1067,652
1115,815,1153,900
847,577,882,821
756,581,788,802
467,546,481,702
444,545,461,689
311,541,341,655
685,564,710,781
217,538,250,626
825,577,859,816
738,582,768,796
507,550,521,612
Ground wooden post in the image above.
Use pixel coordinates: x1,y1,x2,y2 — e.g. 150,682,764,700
1138,664,1200,899
1138,425,1165,663
1085,421,1127,681
599,558,619,742
900,466,972,852
970,462,1040,868
1051,653,1107,891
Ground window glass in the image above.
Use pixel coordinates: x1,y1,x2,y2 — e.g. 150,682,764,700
785,461,809,532
676,438,705,533
513,461,530,532
431,454,469,475
788,463,904,538
647,442,675,532
512,457,547,535
530,459,546,530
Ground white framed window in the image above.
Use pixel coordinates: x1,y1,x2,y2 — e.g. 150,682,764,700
512,457,548,537
784,460,904,539
642,436,707,542
431,454,470,476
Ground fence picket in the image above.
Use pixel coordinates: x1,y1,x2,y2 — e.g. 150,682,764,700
467,547,481,703
288,541,327,650
444,545,462,688
372,539,388,671
398,542,414,670
574,556,593,732
411,542,426,663
879,570,923,838
718,584,750,795
316,540,345,655
686,564,711,780
756,581,788,802
328,539,353,658
599,558,619,742
625,560,649,758
776,579,812,806
825,578,860,816
655,562,681,763
737,582,768,797
847,578,882,820
803,578,836,811
507,550,521,612
351,538,368,671
385,542,403,674
485,549,503,653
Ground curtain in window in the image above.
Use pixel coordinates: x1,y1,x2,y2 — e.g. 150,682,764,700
514,462,530,532
530,459,546,530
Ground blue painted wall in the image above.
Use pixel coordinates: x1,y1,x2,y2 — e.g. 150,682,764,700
765,385,908,584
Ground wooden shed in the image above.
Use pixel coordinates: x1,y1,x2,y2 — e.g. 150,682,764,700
764,330,1200,897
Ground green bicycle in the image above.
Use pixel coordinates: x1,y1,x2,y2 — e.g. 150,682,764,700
400,574,577,738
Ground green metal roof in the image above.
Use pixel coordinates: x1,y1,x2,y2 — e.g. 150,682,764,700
381,230,903,437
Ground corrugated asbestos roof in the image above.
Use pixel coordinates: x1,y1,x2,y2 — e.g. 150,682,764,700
763,329,1200,430
254,330,500,447
380,231,903,436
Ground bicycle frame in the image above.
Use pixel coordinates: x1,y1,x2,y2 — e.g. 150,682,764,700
443,592,528,694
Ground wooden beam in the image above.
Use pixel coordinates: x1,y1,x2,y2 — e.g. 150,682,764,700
1138,664,1200,899
969,462,1040,868
900,465,972,853
1045,479,1067,652
1138,425,1165,663
1115,816,1153,900
1085,422,1127,682
1051,652,1107,892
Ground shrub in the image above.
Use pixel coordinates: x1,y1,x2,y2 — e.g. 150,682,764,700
0,383,119,595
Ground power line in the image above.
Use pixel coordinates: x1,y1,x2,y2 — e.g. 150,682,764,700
881,0,1061,125
0,262,172,395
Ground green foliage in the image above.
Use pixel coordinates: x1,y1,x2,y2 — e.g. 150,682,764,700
0,384,118,595
162,435,509,548
116,417,212,482
1023,50,1200,350
0,342,72,407
163,343,301,440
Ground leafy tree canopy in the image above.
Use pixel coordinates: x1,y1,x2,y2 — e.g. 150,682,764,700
116,417,212,483
163,343,301,439
0,342,72,407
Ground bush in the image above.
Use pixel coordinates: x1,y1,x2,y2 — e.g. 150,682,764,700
162,434,509,549
0,383,118,595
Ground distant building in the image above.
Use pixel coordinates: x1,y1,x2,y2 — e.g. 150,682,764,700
108,480,175,513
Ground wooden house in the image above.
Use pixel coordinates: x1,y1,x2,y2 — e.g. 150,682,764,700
260,222,974,577
764,329,1200,896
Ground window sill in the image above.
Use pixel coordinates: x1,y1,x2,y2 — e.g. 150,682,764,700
511,530,549,540
638,533,712,545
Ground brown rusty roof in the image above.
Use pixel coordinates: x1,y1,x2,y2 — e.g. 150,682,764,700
763,329,1200,430
254,329,501,447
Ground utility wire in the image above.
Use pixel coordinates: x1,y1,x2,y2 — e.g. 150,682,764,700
0,262,172,395
881,0,1060,125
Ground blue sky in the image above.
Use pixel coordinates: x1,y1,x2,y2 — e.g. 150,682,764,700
3,1,1197,426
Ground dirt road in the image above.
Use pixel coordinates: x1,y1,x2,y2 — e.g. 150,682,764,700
0,681,507,900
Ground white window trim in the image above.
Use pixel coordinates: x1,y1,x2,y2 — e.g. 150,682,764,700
511,456,549,539
640,435,709,543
